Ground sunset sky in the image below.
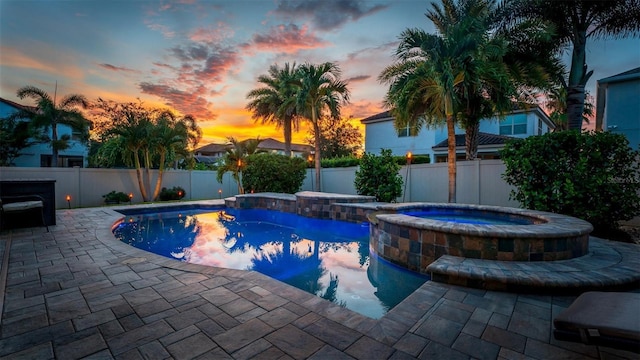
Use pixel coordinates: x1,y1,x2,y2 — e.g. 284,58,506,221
1,0,639,146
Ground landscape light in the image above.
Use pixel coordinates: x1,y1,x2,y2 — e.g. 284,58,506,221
66,195,71,209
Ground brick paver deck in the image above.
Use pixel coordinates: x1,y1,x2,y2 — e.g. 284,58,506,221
1,202,638,359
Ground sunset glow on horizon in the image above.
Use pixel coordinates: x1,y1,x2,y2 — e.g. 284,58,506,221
1,0,638,147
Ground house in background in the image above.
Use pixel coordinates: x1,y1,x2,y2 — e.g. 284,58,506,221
361,106,555,162
596,67,640,149
0,97,90,167
194,138,312,165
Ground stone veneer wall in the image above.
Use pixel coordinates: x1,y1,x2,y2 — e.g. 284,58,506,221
226,193,297,213
371,218,591,275
225,192,378,221
331,203,381,223
295,191,376,219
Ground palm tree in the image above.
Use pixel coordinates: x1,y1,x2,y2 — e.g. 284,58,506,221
380,15,478,202
95,100,201,201
150,112,202,200
246,63,300,157
427,0,561,160
502,0,640,130
16,85,90,167
545,85,594,131
216,137,264,194
295,62,350,192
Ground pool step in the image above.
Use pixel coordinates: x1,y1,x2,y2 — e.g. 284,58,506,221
426,237,640,294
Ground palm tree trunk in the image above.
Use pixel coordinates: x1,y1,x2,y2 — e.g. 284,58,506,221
566,32,590,131
134,152,149,201
312,109,321,192
465,122,479,160
447,115,457,203
284,116,292,157
143,149,152,199
52,121,59,167
152,152,166,201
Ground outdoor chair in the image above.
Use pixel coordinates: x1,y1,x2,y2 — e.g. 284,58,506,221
554,291,640,356
0,195,49,232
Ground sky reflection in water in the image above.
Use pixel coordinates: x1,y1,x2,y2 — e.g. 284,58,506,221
114,208,428,318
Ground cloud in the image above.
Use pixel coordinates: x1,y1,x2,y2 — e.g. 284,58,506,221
273,0,388,31
346,75,370,83
247,23,328,53
145,21,176,39
139,82,217,121
189,22,234,43
98,63,138,73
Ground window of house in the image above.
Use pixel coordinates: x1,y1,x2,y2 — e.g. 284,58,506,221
499,114,527,135
397,125,417,137
537,119,544,135
71,129,84,141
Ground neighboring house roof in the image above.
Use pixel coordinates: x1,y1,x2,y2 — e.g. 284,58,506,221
598,67,640,84
195,138,312,156
0,97,38,113
257,138,312,153
432,132,519,150
361,105,556,129
195,143,228,155
596,67,640,130
360,110,393,124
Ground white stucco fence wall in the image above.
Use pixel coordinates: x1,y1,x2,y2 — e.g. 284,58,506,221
0,160,518,209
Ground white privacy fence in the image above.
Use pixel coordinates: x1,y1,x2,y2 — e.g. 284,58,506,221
0,159,518,209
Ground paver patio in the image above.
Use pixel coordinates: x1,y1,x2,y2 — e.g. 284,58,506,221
0,202,638,359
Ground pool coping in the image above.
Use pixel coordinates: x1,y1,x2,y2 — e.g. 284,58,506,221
373,202,594,238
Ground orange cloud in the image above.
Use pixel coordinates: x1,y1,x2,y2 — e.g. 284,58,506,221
246,24,328,53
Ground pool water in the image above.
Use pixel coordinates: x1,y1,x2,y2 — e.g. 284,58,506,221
400,209,534,225
114,207,428,318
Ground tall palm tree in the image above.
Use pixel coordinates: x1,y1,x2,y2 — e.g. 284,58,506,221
16,85,90,167
380,13,479,202
427,0,561,160
295,62,350,192
246,63,300,157
502,0,640,130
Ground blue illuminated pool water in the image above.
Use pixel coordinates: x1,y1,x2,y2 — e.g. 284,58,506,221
400,208,534,225
114,207,428,318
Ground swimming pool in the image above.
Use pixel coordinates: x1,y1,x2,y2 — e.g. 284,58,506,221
113,207,428,318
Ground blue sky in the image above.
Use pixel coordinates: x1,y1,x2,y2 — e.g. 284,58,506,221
1,0,639,144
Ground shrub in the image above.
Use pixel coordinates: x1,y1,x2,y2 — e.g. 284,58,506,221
320,156,360,168
354,148,403,202
501,130,640,230
102,191,130,204
159,186,186,201
393,154,430,165
242,153,307,194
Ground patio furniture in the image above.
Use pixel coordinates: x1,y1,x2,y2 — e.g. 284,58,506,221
0,195,49,232
554,291,640,355
0,179,56,226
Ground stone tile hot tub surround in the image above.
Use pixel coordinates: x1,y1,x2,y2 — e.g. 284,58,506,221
369,203,593,275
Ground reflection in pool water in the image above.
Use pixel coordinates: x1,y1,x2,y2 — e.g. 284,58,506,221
114,208,428,318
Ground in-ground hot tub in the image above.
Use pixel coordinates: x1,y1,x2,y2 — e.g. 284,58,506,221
369,203,593,275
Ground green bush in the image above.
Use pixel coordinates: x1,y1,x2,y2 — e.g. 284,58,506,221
242,153,307,193
159,186,186,201
501,130,640,230
393,154,430,165
102,190,130,204
354,148,403,202
320,156,360,168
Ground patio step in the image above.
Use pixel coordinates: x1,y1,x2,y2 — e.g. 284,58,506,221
426,237,640,293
